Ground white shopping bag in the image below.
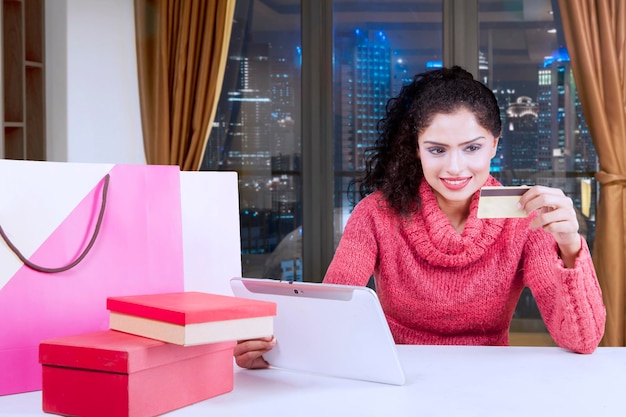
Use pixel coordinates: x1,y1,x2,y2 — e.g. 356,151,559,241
181,171,242,295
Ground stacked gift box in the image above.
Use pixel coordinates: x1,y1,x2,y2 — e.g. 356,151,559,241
38,292,276,417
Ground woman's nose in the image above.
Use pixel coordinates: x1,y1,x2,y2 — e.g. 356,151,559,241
446,151,462,174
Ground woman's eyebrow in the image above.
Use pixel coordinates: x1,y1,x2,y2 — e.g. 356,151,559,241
422,137,486,146
460,137,487,145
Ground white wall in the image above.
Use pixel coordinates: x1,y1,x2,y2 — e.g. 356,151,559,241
45,0,145,164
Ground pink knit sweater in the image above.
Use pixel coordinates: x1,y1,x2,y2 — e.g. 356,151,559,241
324,177,606,353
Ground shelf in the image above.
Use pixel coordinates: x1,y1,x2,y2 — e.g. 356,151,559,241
2,0,45,160
25,60,43,68
4,125,25,159
3,122,24,127
3,0,24,122
24,0,43,63
25,65,44,160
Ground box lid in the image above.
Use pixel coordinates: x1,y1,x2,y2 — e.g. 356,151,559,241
39,330,235,374
106,291,277,325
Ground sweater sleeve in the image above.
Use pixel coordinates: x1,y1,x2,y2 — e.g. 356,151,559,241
323,198,380,286
522,232,606,354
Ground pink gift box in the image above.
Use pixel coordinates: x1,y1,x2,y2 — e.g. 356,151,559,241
39,330,235,417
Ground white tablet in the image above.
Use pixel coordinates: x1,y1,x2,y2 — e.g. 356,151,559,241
230,277,406,385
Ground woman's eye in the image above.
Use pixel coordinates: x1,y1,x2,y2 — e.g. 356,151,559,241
427,147,445,155
465,144,481,152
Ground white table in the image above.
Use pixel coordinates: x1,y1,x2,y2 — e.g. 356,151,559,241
2,345,625,417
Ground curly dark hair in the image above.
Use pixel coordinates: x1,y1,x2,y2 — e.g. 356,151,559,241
351,65,502,215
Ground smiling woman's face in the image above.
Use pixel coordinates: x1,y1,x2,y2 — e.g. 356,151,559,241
417,108,499,210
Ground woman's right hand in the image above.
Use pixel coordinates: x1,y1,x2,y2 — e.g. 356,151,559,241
233,336,277,369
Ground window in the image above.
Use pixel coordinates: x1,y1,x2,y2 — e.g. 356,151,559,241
333,1,443,244
202,1,598,330
478,0,597,334
201,0,302,281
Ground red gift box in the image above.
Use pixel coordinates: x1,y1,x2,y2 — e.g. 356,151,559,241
107,291,277,346
39,330,235,417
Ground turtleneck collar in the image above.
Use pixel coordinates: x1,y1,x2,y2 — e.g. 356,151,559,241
405,176,507,267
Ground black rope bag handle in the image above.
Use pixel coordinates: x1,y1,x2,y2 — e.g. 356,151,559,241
0,174,110,273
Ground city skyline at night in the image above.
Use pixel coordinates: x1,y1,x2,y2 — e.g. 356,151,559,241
203,25,598,279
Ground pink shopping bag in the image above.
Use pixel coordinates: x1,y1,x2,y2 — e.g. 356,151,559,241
0,161,185,395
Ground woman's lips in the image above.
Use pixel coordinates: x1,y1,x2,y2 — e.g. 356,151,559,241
440,177,471,190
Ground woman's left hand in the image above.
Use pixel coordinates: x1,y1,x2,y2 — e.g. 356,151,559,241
517,185,581,268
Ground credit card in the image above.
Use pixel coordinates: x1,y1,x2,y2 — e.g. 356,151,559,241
477,186,530,218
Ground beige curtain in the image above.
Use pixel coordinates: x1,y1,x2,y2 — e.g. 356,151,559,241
558,0,626,346
134,0,236,170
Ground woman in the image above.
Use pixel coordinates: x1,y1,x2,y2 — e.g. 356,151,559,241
235,66,606,369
